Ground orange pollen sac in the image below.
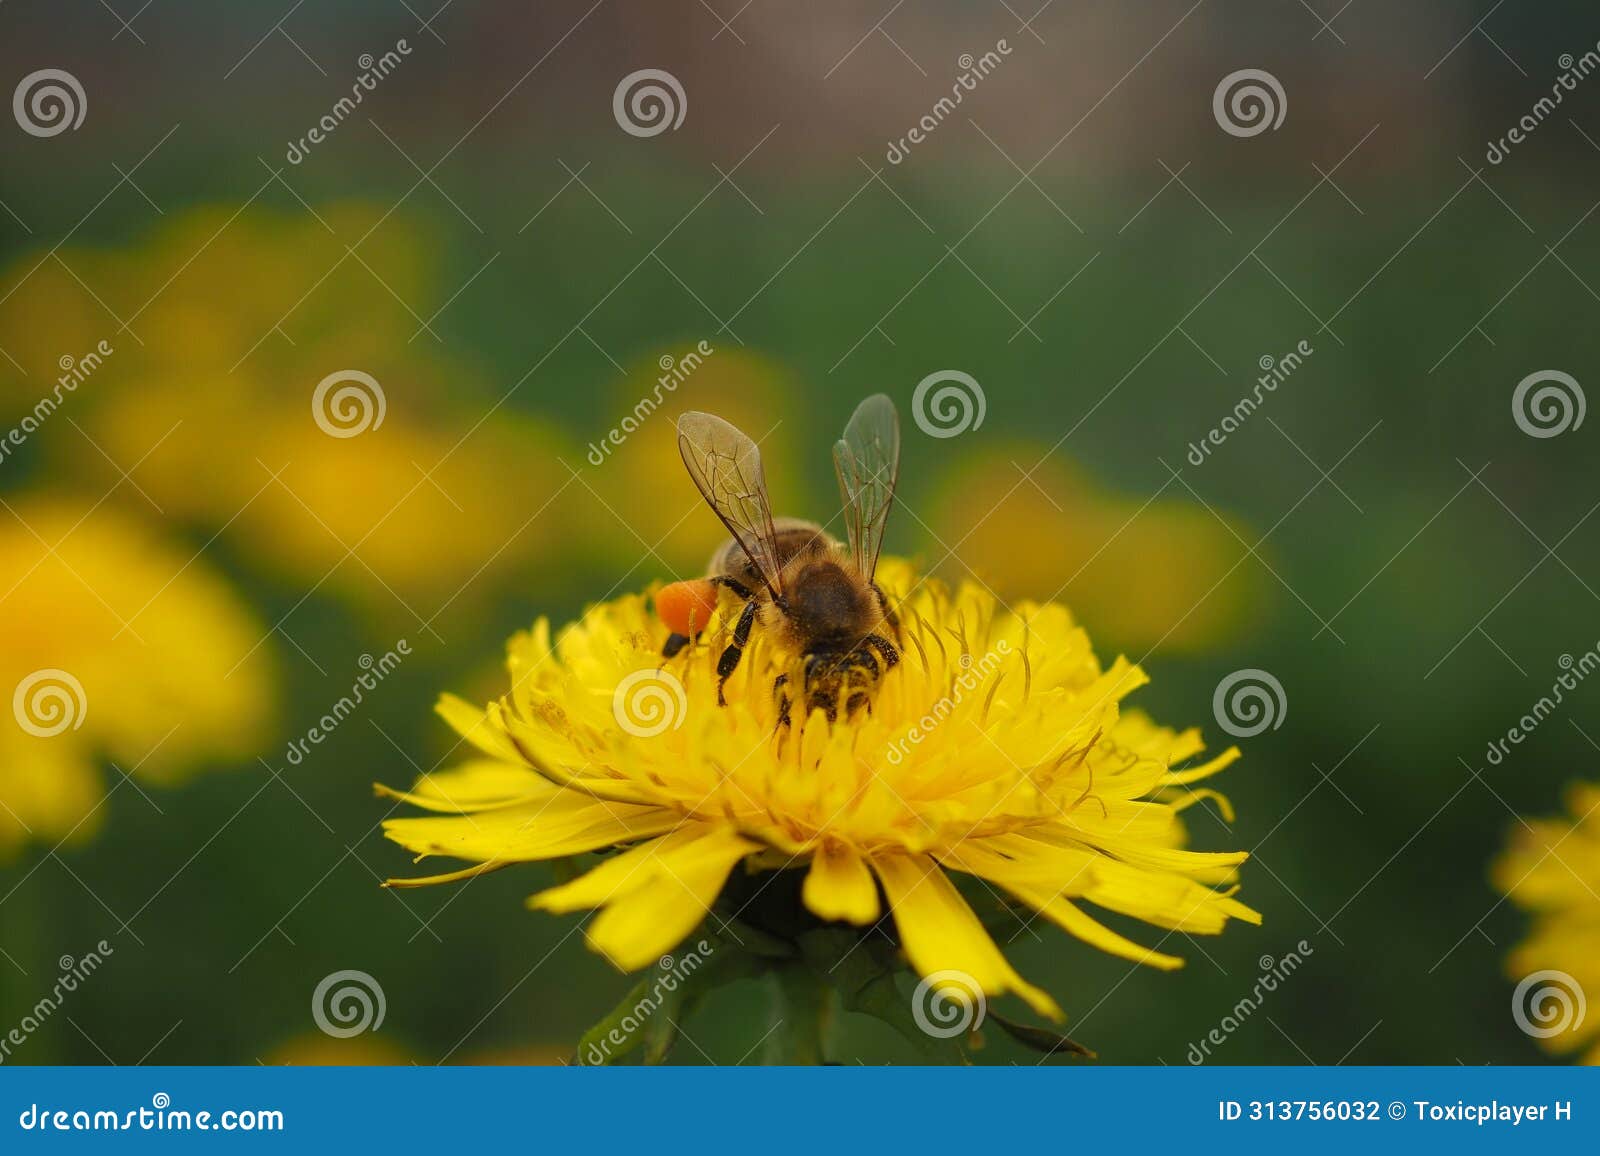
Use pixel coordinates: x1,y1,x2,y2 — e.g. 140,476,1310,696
655,579,720,636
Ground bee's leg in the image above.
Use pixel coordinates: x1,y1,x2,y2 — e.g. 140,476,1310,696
861,633,900,670
663,579,748,660
870,582,900,633
772,672,792,729
716,599,759,706
709,575,754,600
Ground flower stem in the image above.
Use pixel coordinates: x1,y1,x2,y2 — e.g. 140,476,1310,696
765,962,831,1065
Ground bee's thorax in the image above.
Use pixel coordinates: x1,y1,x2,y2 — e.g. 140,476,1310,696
767,556,881,653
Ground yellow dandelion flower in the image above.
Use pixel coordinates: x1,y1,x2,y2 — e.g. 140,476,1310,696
381,558,1257,1056
0,205,586,625
930,449,1267,653
0,499,278,853
587,347,802,573
1493,780,1600,1064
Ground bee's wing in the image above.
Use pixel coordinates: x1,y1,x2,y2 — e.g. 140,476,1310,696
676,411,786,596
832,393,900,580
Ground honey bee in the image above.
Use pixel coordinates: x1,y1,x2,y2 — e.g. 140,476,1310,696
656,394,902,724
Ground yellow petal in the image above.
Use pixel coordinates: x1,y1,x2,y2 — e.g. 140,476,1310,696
872,853,1062,1021
954,834,1257,937
383,798,678,864
586,851,753,970
802,842,880,925
946,836,1201,966
383,861,511,888
1009,886,1184,970
374,759,558,813
1170,787,1235,823
1158,747,1241,786
435,694,521,762
529,825,759,972
529,824,755,912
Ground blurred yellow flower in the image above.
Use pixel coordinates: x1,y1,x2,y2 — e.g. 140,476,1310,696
381,560,1257,1024
266,1033,570,1065
0,497,278,853
459,1044,570,1065
1493,780,1600,1064
265,1032,413,1066
929,448,1267,653
0,204,583,626
584,346,801,576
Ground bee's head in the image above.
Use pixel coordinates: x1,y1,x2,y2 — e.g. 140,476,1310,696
799,651,877,721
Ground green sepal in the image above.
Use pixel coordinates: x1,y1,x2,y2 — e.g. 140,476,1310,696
573,946,763,1065
987,1010,1096,1059
795,927,969,1061
573,978,656,1066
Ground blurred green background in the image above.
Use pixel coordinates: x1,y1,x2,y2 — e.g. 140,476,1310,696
2,0,1599,1065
